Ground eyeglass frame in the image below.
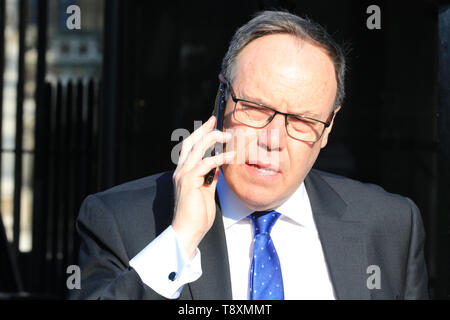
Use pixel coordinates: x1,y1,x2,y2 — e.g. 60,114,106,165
222,79,337,143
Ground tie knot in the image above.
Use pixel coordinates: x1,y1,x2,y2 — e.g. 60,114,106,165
248,210,280,235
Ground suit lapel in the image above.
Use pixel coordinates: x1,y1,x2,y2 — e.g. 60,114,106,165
187,199,233,300
305,170,370,300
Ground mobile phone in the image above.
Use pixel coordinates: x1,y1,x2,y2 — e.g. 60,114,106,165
203,83,226,185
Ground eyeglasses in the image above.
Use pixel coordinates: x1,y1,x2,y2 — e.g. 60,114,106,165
225,80,336,143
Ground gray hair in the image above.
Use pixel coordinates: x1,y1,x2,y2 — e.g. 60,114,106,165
221,10,347,111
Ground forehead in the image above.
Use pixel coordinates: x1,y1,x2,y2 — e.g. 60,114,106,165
232,34,337,114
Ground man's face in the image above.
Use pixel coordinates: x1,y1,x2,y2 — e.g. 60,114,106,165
221,34,339,211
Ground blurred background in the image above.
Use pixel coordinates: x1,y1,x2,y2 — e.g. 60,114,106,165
0,0,449,299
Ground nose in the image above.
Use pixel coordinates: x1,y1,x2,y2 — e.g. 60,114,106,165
258,112,287,151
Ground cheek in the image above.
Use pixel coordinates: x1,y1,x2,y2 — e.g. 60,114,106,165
223,119,258,160
285,140,320,178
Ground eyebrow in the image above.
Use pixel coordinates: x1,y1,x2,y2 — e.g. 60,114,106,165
239,92,322,119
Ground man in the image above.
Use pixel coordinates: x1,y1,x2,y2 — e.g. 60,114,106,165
71,11,429,300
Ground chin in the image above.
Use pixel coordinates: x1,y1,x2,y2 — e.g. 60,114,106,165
227,171,288,210
223,163,303,211
238,191,283,211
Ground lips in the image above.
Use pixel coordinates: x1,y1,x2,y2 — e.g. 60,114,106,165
245,161,281,175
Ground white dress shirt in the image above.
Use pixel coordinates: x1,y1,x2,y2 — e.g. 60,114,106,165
130,170,336,299
217,171,336,300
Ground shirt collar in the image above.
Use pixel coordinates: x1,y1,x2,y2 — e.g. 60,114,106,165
217,169,315,230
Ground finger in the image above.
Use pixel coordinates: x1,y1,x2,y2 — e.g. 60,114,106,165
184,130,232,170
178,116,216,166
191,151,235,178
174,128,229,180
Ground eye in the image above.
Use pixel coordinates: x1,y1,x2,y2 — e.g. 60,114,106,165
288,116,320,132
241,103,261,111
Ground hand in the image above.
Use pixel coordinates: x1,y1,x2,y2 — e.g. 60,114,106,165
171,116,235,259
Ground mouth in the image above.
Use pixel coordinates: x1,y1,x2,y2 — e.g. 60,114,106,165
245,161,281,176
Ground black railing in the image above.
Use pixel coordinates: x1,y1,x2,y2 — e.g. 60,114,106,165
0,0,106,299
29,78,102,298
0,0,4,203
1,77,103,299
0,0,7,290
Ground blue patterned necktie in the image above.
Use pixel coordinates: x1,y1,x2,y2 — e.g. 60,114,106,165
248,210,284,300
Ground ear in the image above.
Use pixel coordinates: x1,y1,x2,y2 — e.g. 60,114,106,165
218,73,226,83
320,106,341,149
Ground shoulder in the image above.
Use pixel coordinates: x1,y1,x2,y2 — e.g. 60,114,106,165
98,170,174,197
78,170,175,226
309,169,419,223
311,169,412,205
89,170,174,206
77,170,175,255
308,169,424,246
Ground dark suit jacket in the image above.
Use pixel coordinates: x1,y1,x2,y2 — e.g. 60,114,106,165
69,169,429,300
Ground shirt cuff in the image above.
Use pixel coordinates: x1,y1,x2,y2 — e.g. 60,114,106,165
129,225,202,299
